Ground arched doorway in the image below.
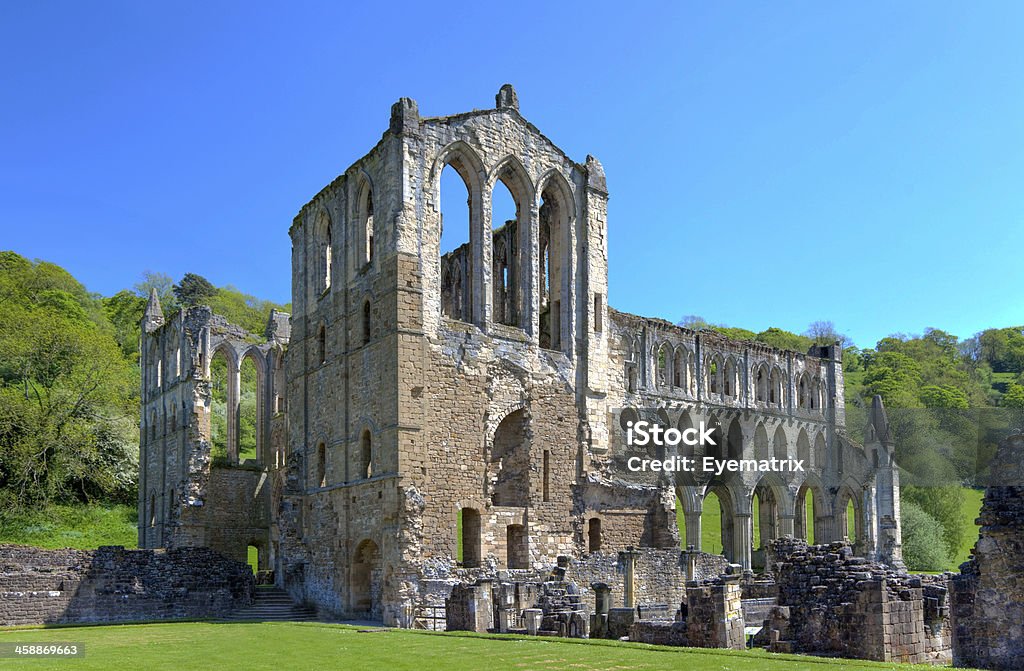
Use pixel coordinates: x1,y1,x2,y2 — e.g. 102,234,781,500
351,539,381,619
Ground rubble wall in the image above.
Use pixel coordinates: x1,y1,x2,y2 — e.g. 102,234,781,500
0,545,253,626
952,434,1024,671
767,538,950,664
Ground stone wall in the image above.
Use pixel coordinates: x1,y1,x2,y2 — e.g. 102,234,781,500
0,545,253,626
951,433,1024,671
765,538,950,664
566,548,728,613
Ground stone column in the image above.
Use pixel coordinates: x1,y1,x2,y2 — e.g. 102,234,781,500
227,359,240,463
685,512,702,552
734,513,752,571
620,547,640,608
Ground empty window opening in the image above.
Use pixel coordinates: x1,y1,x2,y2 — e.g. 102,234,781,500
317,442,326,487
440,162,472,322
363,301,371,345
362,189,375,266
491,175,519,327
238,353,261,463
209,348,233,463
317,323,326,364
708,360,719,394
507,524,527,569
543,449,551,502
360,430,372,479
657,344,670,389
324,222,333,290
593,293,603,332
538,183,568,350
588,518,602,552
460,508,481,568
724,359,737,397
247,544,260,573
149,494,156,527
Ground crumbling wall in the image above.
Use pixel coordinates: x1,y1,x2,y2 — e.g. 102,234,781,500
683,573,746,649
952,433,1024,671
0,545,253,626
766,538,950,664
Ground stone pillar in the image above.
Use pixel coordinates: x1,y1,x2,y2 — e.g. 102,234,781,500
684,512,702,552
620,548,640,608
733,513,752,571
778,514,795,539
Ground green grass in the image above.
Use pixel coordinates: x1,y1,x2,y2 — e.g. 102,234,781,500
0,504,137,549
954,488,984,568
0,621,969,671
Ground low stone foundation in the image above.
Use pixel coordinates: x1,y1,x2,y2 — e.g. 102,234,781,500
763,538,951,664
0,545,253,626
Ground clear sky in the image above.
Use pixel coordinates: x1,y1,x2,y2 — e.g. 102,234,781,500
2,2,1022,348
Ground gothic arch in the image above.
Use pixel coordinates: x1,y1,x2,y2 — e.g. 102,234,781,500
354,173,375,267
772,424,788,461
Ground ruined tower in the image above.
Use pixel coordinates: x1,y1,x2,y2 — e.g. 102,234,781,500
140,85,904,627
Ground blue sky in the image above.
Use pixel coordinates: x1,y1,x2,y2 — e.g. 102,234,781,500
2,2,1022,348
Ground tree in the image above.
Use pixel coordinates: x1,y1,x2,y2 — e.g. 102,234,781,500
677,315,710,330
173,272,217,307
902,484,966,561
1003,384,1024,409
805,320,851,347
756,327,813,353
133,271,176,313
900,499,954,572
920,385,969,410
103,290,146,360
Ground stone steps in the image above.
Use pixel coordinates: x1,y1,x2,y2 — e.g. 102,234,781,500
222,587,318,622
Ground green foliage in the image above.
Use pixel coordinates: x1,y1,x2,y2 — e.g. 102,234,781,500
173,272,217,307
134,270,177,313
754,327,813,352
203,284,289,337
0,503,137,549
103,289,146,360
1002,383,1024,408
900,498,953,572
902,485,965,561
919,385,969,409
975,326,1024,373
0,252,138,509
712,326,758,341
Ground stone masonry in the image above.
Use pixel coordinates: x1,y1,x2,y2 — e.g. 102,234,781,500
951,433,1024,671
136,86,906,633
763,538,951,664
0,545,253,626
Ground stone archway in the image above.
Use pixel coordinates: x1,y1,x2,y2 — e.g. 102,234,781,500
351,539,381,620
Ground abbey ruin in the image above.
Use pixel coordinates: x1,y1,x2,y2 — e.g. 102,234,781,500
127,86,1021,668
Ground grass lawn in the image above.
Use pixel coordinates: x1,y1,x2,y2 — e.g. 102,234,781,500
0,621,963,671
0,504,137,550
953,488,984,568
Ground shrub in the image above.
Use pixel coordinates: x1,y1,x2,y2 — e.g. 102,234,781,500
900,498,953,571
